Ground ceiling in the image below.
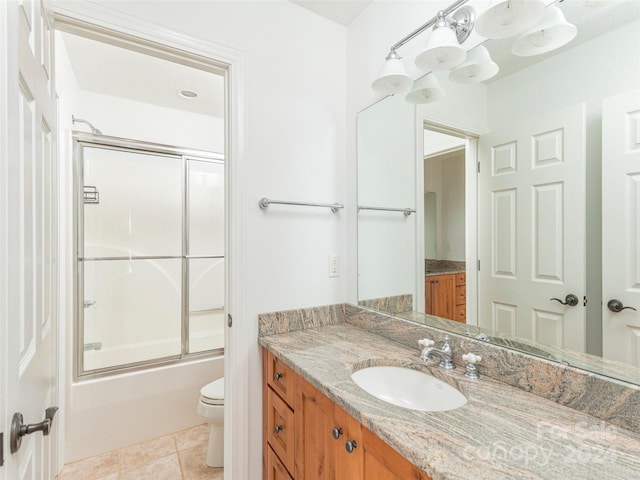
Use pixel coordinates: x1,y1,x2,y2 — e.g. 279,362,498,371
59,31,225,118
289,0,371,25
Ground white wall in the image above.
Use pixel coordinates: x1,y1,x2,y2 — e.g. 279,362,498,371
76,90,224,152
54,0,347,475
424,151,465,261
357,93,416,301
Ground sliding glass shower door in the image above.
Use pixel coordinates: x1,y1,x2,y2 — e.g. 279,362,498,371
75,134,224,377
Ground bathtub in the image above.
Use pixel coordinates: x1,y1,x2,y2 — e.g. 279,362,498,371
65,354,223,462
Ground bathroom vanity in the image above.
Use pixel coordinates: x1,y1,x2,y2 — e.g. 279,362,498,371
259,304,640,480
263,349,429,480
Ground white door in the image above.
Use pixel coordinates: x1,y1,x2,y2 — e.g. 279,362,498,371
478,103,586,351
1,0,59,478
602,89,640,366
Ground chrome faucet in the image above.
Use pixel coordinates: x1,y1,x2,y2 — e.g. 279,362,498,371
418,335,455,370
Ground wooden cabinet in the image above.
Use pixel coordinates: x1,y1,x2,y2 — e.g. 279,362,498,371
425,274,455,318
455,273,466,323
425,273,466,323
295,377,364,479
361,427,428,480
263,348,431,480
266,446,294,480
333,406,363,480
264,349,297,479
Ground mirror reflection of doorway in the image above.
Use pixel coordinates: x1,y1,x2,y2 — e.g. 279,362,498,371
423,128,466,323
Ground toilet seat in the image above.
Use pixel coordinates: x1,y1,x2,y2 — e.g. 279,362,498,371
200,377,224,406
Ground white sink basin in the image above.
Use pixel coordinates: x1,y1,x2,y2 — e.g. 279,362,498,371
351,366,467,412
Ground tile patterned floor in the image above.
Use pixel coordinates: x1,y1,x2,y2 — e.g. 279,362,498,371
56,424,223,480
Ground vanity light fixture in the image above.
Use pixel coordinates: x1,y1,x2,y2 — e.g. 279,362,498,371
406,74,446,104
371,0,475,95
511,4,577,57
371,50,413,95
475,0,545,39
415,8,475,72
370,0,574,97
449,45,499,83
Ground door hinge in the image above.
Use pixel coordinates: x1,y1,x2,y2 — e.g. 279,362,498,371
477,161,481,173
227,313,233,327
477,259,481,271
1,431,4,466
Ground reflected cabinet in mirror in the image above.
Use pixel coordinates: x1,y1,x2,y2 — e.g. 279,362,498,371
356,1,640,385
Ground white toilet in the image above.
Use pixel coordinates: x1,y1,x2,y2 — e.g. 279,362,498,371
197,377,224,467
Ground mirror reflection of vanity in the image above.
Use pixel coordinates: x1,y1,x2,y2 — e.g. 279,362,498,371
356,0,640,385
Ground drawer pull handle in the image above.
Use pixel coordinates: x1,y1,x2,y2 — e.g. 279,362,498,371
332,427,343,440
273,372,283,381
345,440,357,453
274,424,283,434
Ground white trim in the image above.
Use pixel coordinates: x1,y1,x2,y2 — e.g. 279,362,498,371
49,4,248,479
465,137,478,327
419,109,488,138
414,111,425,312
0,3,10,479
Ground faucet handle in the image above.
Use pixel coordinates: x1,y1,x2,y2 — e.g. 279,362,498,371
462,353,481,364
418,338,434,348
462,352,482,380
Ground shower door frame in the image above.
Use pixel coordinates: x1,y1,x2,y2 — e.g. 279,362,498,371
73,131,225,380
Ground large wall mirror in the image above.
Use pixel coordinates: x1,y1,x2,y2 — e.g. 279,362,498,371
356,1,640,385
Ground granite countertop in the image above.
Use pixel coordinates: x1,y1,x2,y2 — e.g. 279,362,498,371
259,323,640,480
425,268,465,277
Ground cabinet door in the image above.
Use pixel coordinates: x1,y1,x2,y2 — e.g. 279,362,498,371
267,387,295,473
426,275,455,319
267,350,296,406
295,377,337,479
266,445,294,480
361,427,430,480
334,406,363,480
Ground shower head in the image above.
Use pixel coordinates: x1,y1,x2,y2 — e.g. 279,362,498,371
72,115,102,135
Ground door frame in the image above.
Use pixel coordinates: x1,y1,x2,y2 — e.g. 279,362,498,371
0,3,12,478
416,108,482,326
50,3,248,478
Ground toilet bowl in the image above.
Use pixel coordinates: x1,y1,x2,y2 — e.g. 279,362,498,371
197,377,224,467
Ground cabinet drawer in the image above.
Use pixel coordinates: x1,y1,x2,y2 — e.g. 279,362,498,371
266,444,294,480
455,273,466,286
266,351,295,407
267,387,295,473
455,285,466,305
455,304,466,323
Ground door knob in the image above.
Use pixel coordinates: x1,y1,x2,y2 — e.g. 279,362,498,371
10,407,58,454
607,299,637,313
550,294,579,306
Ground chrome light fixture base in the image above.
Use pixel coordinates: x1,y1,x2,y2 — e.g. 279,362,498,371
450,6,476,44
